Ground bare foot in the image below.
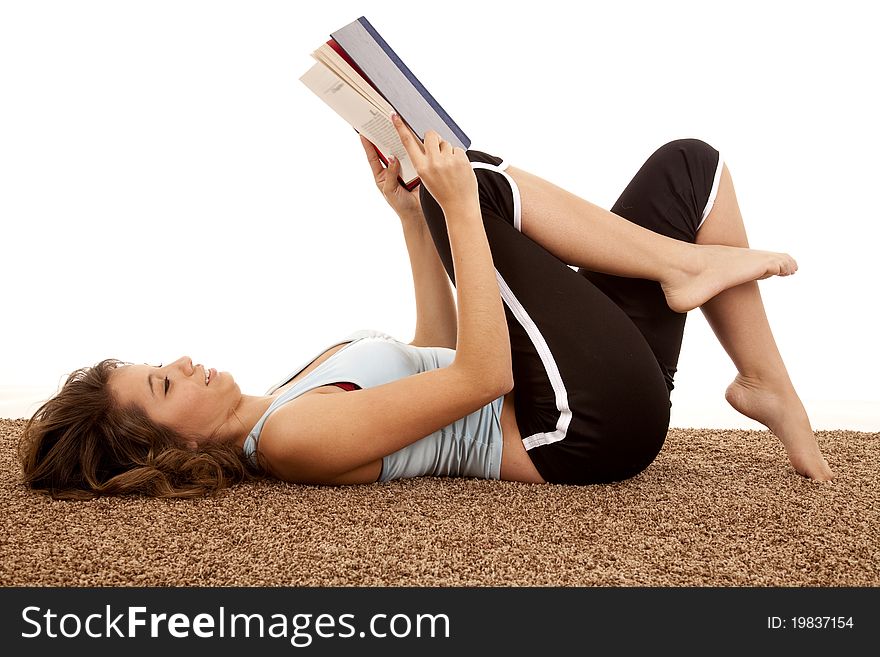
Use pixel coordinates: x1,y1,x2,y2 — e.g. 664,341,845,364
725,374,836,481
661,244,798,313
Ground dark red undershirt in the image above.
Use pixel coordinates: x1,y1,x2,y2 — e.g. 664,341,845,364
331,381,360,391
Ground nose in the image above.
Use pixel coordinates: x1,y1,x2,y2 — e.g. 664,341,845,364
168,356,194,376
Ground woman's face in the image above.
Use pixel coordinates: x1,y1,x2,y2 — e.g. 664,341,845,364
108,356,240,444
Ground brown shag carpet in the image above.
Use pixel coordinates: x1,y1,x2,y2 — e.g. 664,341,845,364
1,418,877,587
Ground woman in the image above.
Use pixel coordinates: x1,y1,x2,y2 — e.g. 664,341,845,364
19,114,835,499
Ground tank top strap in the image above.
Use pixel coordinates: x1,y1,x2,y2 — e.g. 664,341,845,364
244,331,393,466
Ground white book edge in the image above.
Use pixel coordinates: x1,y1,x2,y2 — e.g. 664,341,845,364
299,61,419,186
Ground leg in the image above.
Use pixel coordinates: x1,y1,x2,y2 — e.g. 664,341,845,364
696,164,835,481
505,160,798,314
501,139,833,481
420,152,671,484
572,139,728,393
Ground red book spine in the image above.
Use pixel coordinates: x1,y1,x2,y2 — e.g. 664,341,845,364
330,39,420,191
327,39,379,95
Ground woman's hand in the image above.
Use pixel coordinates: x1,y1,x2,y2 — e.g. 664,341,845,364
359,134,422,219
391,113,478,214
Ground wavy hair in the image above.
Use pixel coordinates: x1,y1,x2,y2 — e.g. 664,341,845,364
18,359,262,500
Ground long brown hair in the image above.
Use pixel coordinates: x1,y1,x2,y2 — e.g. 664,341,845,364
18,359,262,500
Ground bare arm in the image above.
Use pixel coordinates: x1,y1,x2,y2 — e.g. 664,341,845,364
392,114,511,388
257,123,513,483
359,135,457,348
259,365,506,482
399,211,457,348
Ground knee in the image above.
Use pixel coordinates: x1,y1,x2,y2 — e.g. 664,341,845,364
654,138,718,165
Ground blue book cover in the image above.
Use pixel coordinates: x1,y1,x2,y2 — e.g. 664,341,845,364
330,17,470,150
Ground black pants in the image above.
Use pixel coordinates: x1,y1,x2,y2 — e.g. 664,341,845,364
419,139,724,484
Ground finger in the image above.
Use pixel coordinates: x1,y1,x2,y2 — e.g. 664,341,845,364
391,113,425,166
383,156,400,194
424,130,441,154
359,134,384,178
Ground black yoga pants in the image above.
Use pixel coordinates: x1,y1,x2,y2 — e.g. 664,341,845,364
418,139,724,484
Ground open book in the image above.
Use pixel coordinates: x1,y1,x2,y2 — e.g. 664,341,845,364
299,17,470,191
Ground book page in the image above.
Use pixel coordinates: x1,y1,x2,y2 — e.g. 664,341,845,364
311,44,394,116
300,62,418,184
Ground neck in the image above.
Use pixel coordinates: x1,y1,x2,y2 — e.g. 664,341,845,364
225,394,276,448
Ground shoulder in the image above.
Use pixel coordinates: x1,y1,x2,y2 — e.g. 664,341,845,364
256,386,343,482
258,389,384,486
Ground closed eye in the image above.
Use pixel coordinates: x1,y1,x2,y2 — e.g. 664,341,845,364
164,376,170,395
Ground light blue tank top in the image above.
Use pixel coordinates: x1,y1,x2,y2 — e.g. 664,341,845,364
242,329,505,481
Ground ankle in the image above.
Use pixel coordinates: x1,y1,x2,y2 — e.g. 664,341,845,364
661,242,702,288
733,371,795,396
681,242,705,276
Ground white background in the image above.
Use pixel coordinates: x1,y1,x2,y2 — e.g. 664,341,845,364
1,0,878,428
